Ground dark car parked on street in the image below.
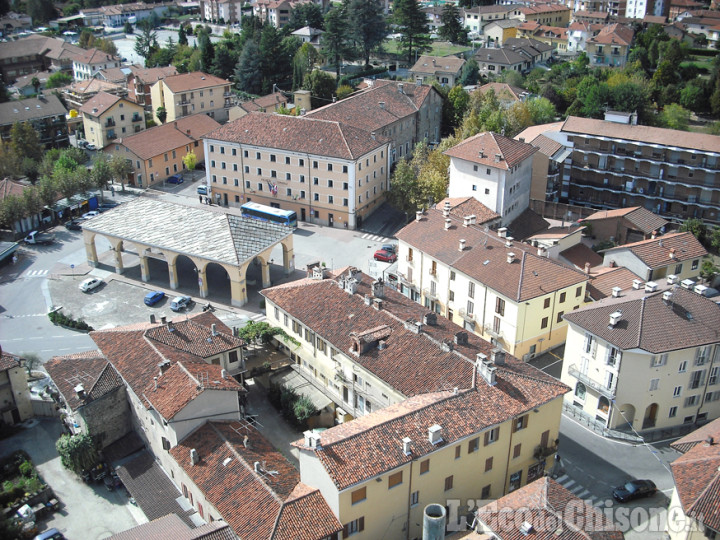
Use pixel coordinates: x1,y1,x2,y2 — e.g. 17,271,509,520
612,479,656,503
166,174,184,184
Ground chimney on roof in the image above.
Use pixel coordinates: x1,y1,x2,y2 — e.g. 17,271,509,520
663,290,673,304
454,331,468,345
153,376,158,390
416,77,423,87
221,369,228,379
379,101,385,110
174,121,178,129
150,314,156,324
428,424,443,445
403,437,412,455
537,246,546,257
651,230,657,239
469,215,477,225
612,286,622,298
476,353,497,386
507,252,516,264
424,312,437,326
443,208,450,218
160,315,167,324
300,108,306,115
371,131,376,140
445,218,452,230
243,435,249,448
158,360,171,376
416,210,424,221
372,278,385,299
459,239,466,251
632,279,643,290
667,274,679,285
669,248,676,260
398,83,404,94
211,323,218,336
609,311,622,327
254,461,261,473
645,281,658,293
491,348,505,365
463,216,471,227
495,153,503,163
190,448,199,466
519,137,525,143
167,320,174,332
74,384,86,400
584,262,591,274
479,150,485,159
498,227,508,238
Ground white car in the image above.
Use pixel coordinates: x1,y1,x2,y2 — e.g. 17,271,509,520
82,211,100,219
170,295,192,312
79,277,102,292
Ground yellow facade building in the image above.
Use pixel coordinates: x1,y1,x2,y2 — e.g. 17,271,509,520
150,71,232,124
80,91,145,149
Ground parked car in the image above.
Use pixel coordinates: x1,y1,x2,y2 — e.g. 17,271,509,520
612,479,656,503
382,243,397,254
166,174,184,184
82,210,100,219
170,295,192,311
85,143,97,151
144,290,165,306
25,231,55,245
76,139,88,149
196,162,206,171
373,249,397,263
79,277,102,292
65,219,83,231
197,185,208,195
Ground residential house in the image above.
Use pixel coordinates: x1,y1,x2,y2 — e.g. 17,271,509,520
305,79,443,162
519,4,572,26
80,91,145,149
423,5,444,33
290,345,569,539
253,0,292,28
97,65,178,112
517,22,570,51
670,0,706,20
476,82,530,108
566,20,596,51
462,4,524,34
395,207,588,359
150,71,232,124
409,55,466,86
601,232,707,283
0,346,33,426
526,225,586,261
474,477,624,538
666,418,720,540
561,284,720,434
0,178,55,233
624,0,669,18
0,94,69,149
515,121,570,203
62,78,127,111
72,48,122,81
0,35,84,84
106,113,220,188
108,513,235,540
0,12,32,37
565,0,610,12
476,38,554,74
445,131,538,224
483,19,521,46
10,70,52,97
201,112,391,228
437,196,502,228
291,26,324,47
228,91,290,121
199,0,245,23
579,206,670,245
559,115,720,225
45,351,131,448
585,266,643,300
586,23,634,66
573,9,610,23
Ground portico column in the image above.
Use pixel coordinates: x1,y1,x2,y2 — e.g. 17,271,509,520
168,259,179,289
197,266,209,298
84,234,98,267
261,261,271,288
282,247,294,276
113,247,124,274
230,277,248,307
139,255,150,282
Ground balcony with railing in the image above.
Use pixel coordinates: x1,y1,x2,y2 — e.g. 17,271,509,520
105,118,116,127
459,308,475,322
567,364,615,399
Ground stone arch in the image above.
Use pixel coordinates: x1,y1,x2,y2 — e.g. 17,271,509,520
597,396,610,414
642,403,659,430
574,382,586,401
612,403,636,430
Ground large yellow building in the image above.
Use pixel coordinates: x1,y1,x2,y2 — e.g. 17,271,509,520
80,91,145,149
395,204,588,360
150,71,232,124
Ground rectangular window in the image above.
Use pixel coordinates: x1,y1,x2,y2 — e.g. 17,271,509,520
388,471,403,489
678,361,688,373
689,370,706,390
495,297,505,316
484,427,499,445
484,457,493,472
343,517,365,537
651,354,668,367
709,367,719,385
669,406,677,418
351,487,366,505
556,311,564,323
481,485,491,499
313,160,318,169
444,475,454,491
455,446,461,459
559,292,566,303
410,490,419,507
649,378,659,391
692,259,699,270
468,282,475,299
576,286,582,297
468,437,479,453
684,395,699,407
541,317,549,329
270,154,276,162
544,298,551,309
256,152,261,159
467,300,474,315
420,459,430,474
674,385,682,397
513,443,522,458
513,415,528,432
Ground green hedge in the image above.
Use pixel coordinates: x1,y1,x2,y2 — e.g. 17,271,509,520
339,66,390,88
48,310,94,331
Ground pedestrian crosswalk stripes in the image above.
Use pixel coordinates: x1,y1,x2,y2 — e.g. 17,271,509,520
360,233,392,243
23,270,48,278
554,474,606,508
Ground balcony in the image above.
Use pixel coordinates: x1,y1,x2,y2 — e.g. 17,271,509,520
567,364,615,399
483,323,502,340
104,118,116,127
131,114,142,123
423,288,438,300
459,308,475,322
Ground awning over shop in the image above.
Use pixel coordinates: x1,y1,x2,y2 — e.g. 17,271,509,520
270,368,333,411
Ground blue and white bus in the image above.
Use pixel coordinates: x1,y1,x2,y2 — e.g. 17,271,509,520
241,202,298,228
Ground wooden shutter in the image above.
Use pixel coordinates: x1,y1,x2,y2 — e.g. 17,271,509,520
359,517,365,532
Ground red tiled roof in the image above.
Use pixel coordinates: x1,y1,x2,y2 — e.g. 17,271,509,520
74,48,120,65
562,116,720,152
410,55,466,75
477,82,528,103
563,285,720,353
111,113,220,160
444,132,538,170
170,421,339,540
79,91,126,116
436,196,500,224
0,351,21,372
586,266,643,300
560,243,603,270
206,112,389,161
145,318,245,358
272,483,343,540
587,23,634,45
0,178,27,201
672,417,720,453
296,371,568,490
160,71,230,93
396,209,587,301
515,121,564,146
476,477,623,540
240,92,289,113
45,353,124,411
603,232,707,269
521,4,570,14
581,207,668,235
507,208,550,241
108,513,235,540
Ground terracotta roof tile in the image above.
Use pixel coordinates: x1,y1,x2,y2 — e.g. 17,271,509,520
0,178,27,200
45,354,123,411
206,112,388,161
74,47,120,65
672,417,720,453
396,210,587,301
272,484,343,540
521,4,570,14
587,23,634,45
444,132,538,170
563,285,720,353
0,351,21,372
507,208,550,241
436,196,500,224
586,267,643,300
560,243,603,269
476,477,623,540
410,55,466,75
562,116,720,152
111,113,220,159
145,318,244,358
515,121,564,145
170,421,338,540
603,232,707,269
531,133,564,157
79,91,124,116
108,513,235,540
477,82,528,103
160,71,230,93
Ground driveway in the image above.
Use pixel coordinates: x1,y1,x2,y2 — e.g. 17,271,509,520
0,420,143,539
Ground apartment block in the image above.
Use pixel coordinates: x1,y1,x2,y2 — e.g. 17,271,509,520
72,48,121,81
560,116,720,226
585,23,634,66
445,131,538,225
0,94,69,150
150,71,232,124
519,4,572,25
561,285,720,435
200,0,245,22
394,207,588,359
80,91,145,149
202,112,391,229
463,4,524,33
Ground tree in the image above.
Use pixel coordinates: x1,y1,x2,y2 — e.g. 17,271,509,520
27,0,56,23
31,77,40,95
526,97,556,124
680,217,708,246
322,5,351,82
292,395,317,427
198,29,215,73
21,352,41,376
183,150,197,171
156,106,167,124
36,176,57,208
237,320,299,346
211,44,236,80
135,19,159,65
235,40,263,94
10,122,42,163
56,433,99,475
459,57,479,86
124,21,134,34
710,226,720,253
447,85,469,128
0,195,24,231
178,24,188,46
388,159,421,215
109,154,134,191
393,0,432,63
293,42,320,90
46,72,72,89
660,103,690,131
289,3,324,31
348,0,387,67
700,259,719,281
22,185,43,216
91,154,113,196
438,3,466,44
303,69,336,108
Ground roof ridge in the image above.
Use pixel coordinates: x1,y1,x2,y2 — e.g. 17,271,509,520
209,422,285,504
517,250,526,301
687,468,720,515
636,296,646,347
86,361,111,395
178,361,201,387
